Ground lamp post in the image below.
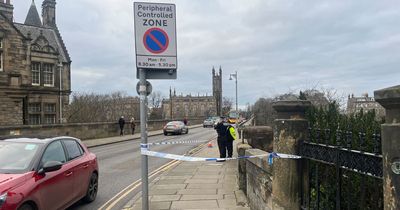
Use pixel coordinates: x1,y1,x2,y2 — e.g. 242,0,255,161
229,71,239,137
58,61,63,123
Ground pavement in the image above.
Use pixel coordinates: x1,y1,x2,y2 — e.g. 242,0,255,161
122,138,250,210
82,123,250,210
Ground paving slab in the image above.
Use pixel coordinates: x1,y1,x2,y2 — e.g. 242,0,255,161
130,201,171,210
153,184,187,190
151,195,182,202
186,183,224,189
156,179,186,185
149,189,178,195
170,200,219,209
180,194,223,200
177,189,217,195
184,179,219,184
218,199,238,208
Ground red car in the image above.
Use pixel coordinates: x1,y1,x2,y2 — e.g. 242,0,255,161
0,136,99,210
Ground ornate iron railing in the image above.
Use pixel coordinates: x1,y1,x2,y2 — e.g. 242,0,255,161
300,127,383,210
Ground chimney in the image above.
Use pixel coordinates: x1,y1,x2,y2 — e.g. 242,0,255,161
0,0,14,21
42,0,56,28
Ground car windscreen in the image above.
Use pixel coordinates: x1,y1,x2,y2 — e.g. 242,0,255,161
167,121,182,125
0,142,40,174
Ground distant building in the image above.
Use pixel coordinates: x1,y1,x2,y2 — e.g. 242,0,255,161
0,0,71,126
162,67,223,119
347,93,385,117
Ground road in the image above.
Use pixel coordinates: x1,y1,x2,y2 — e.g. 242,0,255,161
68,126,217,210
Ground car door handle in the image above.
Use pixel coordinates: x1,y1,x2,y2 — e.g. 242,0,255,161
83,164,89,169
65,171,73,177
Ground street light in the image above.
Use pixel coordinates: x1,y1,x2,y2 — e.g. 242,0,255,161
58,61,63,123
229,71,239,139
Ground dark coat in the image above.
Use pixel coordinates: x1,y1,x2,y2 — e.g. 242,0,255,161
118,118,125,128
215,122,228,141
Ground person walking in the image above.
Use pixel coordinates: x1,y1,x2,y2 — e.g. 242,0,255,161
130,117,136,135
214,117,228,162
118,116,125,136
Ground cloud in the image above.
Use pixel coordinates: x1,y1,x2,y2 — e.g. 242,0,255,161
12,0,400,105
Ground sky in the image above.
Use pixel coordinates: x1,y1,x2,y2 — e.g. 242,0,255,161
13,0,400,107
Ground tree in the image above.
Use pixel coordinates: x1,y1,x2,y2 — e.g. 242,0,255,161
66,91,140,123
222,97,233,116
252,97,277,126
149,91,164,108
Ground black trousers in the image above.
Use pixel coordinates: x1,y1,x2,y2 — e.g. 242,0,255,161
217,137,233,158
120,126,124,135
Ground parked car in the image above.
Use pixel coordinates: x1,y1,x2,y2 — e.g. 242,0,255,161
163,121,189,135
0,136,99,210
203,119,214,128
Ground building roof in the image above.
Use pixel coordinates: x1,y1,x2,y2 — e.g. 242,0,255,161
14,23,70,63
24,0,42,27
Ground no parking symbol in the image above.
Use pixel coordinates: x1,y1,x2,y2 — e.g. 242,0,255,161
143,28,169,54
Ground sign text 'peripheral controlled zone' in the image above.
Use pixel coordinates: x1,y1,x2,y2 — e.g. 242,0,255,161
134,3,177,72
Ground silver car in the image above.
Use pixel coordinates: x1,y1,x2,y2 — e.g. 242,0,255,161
203,119,214,128
163,121,189,135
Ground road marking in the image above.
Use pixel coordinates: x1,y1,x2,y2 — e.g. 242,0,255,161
99,136,215,210
98,159,178,210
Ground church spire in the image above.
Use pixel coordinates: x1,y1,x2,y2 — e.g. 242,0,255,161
24,0,42,27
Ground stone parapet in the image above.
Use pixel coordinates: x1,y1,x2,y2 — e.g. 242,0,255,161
245,149,273,210
0,118,203,140
237,142,253,194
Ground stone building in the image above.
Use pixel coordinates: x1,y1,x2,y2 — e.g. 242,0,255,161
0,0,70,126
162,67,223,119
347,93,385,117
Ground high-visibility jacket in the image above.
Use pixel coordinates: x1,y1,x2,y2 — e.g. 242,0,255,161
227,126,237,141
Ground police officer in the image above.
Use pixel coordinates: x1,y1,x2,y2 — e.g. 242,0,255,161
226,123,236,158
215,117,228,161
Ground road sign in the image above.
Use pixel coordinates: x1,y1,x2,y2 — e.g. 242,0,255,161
134,2,177,79
136,81,152,96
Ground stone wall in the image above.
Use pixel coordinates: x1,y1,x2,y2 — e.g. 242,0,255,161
0,118,203,140
245,149,273,210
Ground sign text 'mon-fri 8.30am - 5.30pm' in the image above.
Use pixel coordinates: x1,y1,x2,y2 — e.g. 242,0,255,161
134,2,177,71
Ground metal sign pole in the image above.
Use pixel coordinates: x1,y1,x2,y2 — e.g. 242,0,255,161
139,68,149,210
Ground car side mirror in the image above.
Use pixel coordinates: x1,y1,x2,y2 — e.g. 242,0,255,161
38,161,63,175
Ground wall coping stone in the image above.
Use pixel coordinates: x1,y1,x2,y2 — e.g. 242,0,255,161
375,85,400,124
272,100,311,119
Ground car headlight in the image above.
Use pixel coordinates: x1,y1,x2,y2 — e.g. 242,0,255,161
0,193,7,208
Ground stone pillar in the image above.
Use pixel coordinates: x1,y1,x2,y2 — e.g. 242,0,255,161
272,100,311,210
375,85,400,210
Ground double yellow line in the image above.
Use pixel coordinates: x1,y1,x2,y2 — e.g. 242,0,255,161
99,159,180,210
99,137,215,210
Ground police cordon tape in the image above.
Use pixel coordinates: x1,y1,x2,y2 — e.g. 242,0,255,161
147,140,209,146
140,140,302,164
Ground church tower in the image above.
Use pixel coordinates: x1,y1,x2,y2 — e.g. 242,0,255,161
42,0,56,28
212,66,223,116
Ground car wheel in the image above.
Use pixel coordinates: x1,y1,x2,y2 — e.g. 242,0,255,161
83,173,98,203
164,131,168,136
18,204,34,210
